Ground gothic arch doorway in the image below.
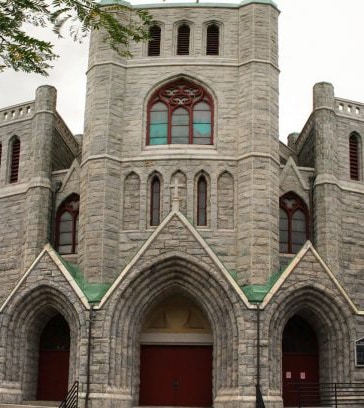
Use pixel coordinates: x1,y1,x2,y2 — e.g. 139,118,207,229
282,315,319,407
139,294,213,407
37,314,70,401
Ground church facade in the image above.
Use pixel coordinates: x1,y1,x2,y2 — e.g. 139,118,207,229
1,0,364,407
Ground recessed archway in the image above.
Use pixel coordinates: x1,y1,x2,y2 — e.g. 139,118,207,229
139,293,213,406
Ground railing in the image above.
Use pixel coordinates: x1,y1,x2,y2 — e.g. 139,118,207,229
59,380,79,408
286,382,364,407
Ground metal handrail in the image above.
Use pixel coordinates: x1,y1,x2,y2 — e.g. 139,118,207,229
286,382,364,407
59,380,79,408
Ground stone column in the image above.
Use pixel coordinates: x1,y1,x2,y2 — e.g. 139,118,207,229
22,85,56,270
236,2,280,285
79,27,126,284
313,82,341,274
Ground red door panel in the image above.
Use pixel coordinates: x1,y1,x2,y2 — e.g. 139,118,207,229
140,345,212,407
282,353,319,407
37,350,70,401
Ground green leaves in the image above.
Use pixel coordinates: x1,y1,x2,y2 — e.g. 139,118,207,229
0,0,151,75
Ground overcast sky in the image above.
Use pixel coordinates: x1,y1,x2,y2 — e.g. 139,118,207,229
1,0,363,142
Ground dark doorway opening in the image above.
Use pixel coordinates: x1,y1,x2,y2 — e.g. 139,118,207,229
37,314,70,401
282,315,319,407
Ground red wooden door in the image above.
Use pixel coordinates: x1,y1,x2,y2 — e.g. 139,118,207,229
282,316,319,407
36,314,70,401
140,345,212,406
282,353,319,406
37,350,70,400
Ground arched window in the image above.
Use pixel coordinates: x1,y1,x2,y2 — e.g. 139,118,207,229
177,24,190,55
148,25,161,56
206,24,219,55
9,137,20,183
148,79,213,146
349,133,360,180
279,192,309,254
197,175,207,226
150,176,161,226
55,194,80,255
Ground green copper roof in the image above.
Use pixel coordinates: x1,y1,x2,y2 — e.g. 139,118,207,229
59,256,112,303
99,0,277,9
241,263,289,303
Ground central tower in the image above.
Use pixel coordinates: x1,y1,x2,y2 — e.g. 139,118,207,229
79,0,280,286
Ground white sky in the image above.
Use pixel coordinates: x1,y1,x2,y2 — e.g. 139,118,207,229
0,0,364,142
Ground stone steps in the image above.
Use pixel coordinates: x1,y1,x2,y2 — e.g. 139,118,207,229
0,402,59,408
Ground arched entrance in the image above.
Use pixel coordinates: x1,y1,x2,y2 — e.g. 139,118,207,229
37,314,70,401
139,294,213,407
282,315,319,406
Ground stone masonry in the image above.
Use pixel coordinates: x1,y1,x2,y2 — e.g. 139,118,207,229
0,1,364,408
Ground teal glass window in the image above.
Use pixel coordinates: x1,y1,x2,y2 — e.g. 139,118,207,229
150,102,168,145
172,108,189,144
147,79,213,146
193,102,211,144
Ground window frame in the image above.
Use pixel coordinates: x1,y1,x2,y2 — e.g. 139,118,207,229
279,192,309,254
147,79,214,146
150,175,161,226
55,193,80,255
197,175,208,226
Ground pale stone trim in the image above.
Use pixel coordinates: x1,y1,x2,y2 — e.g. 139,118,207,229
81,152,279,166
140,333,213,344
279,156,310,191
86,58,279,73
96,210,251,309
315,174,364,195
261,241,361,314
0,183,27,198
0,244,89,313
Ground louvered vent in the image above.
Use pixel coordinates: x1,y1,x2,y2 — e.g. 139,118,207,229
350,134,360,180
206,24,219,55
177,24,190,55
148,25,161,56
10,138,20,183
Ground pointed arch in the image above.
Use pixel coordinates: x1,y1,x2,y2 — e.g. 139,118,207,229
266,286,353,395
279,191,309,254
217,171,234,229
105,256,241,405
55,193,80,254
349,132,361,180
9,136,20,183
147,78,214,146
123,172,141,230
0,284,85,401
